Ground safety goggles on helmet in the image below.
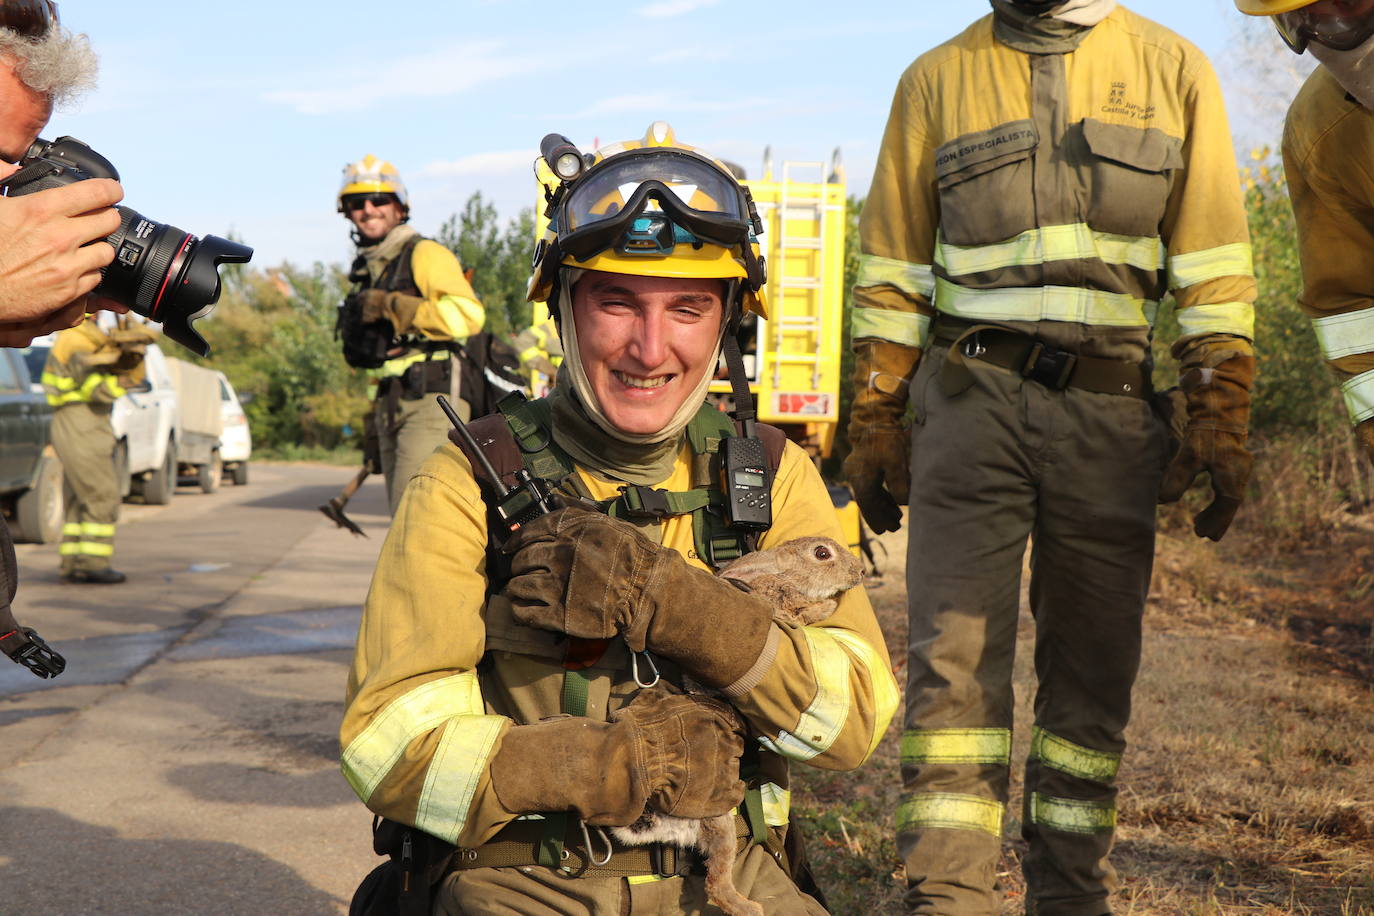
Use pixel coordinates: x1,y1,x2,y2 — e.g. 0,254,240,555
0,0,58,40
1273,1,1374,53
555,148,757,263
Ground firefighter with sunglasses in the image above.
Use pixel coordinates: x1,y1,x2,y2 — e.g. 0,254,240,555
340,123,897,915
337,155,485,515
1238,0,1374,465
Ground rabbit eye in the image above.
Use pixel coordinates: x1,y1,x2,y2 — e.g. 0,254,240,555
814,545,832,561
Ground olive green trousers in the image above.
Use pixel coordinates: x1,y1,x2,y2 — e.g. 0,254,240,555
50,403,119,574
375,391,468,517
898,346,1168,916
434,844,827,915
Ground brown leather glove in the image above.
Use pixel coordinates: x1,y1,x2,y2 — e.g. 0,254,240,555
1159,337,1255,542
502,505,775,690
488,684,746,826
842,339,920,534
1357,418,1374,468
360,289,424,334
117,360,147,391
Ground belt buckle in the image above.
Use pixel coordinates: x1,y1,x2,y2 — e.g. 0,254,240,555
960,331,987,360
650,842,679,877
1022,342,1077,390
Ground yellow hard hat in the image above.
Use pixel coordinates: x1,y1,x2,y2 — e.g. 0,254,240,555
1233,0,1314,14
337,154,409,212
529,121,768,319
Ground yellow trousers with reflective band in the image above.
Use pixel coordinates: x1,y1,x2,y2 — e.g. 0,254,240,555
51,403,120,574
899,346,1167,916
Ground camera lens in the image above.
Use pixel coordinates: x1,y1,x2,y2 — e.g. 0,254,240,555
100,208,252,357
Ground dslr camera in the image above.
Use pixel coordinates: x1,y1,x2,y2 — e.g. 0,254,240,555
0,136,252,356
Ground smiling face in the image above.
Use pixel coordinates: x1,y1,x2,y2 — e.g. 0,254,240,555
570,271,725,436
344,194,405,242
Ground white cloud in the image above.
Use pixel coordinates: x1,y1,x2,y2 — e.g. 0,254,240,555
262,42,544,115
417,149,535,179
638,0,721,18
648,45,730,64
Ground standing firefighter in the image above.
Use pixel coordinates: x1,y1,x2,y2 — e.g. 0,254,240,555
845,2,1258,912
341,123,898,915
1237,0,1374,465
336,154,485,515
42,317,155,584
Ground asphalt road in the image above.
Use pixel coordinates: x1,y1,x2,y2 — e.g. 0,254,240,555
0,463,391,915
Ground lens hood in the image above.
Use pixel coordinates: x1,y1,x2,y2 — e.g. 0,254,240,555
154,234,253,357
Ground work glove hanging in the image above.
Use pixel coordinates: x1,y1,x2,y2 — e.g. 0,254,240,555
488,683,747,826
842,339,920,534
502,505,776,691
359,289,424,335
1158,338,1256,542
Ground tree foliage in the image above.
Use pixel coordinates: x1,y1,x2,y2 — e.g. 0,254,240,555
435,192,537,338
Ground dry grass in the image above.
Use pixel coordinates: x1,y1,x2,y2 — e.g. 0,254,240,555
793,437,1374,915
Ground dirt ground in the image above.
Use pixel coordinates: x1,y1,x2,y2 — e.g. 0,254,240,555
790,512,1374,915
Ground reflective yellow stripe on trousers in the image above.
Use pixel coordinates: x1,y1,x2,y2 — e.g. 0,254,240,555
1029,726,1120,783
902,728,1011,766
1028,792,1116,835
341,672,505,843
1343,369,1374,424
1313,308,1374,362
897,792,1004,837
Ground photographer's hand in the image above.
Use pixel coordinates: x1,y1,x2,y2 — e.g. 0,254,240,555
0,178,123,325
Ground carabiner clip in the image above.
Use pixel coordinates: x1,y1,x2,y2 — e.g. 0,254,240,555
631,650,660,688
579,819,613,867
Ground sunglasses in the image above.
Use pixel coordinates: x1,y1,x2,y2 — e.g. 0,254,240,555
341,193,397,213
0,0,58,40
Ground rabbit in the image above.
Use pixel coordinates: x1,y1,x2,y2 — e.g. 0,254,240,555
610,536,864,916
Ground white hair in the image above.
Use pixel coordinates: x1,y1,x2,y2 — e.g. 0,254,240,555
0,26,97,108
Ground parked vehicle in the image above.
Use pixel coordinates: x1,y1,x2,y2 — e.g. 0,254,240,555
165,358,228,493
217,373,251,486
23,335,181,505
0,348,63,543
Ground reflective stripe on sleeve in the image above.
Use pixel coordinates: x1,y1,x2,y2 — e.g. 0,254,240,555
342,672,493,803
935,224,1164,277
896,792,1004,837
1342,369,1374,424
855,254,935,299
434,294,484,340
1167,242,1254,289
851,308,930,348
1175,301,1255,340
759,781,791,827
1028,792,1116,834
901,728,1011,766
756,627,852,762
415,716,505,843
934,278,1152,327
825,628,899,758
1313,308,1374,361
1029,727,1120,783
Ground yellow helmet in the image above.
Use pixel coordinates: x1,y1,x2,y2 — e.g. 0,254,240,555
337,154,409,213
1233,0,1312,14
528,121,768,319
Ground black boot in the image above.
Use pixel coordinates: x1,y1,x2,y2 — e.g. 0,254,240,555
61,568,127,584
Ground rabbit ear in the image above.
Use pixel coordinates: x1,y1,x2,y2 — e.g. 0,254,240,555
721,577,754,593
715,551,781,583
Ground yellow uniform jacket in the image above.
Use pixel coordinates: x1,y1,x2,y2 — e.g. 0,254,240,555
42,321,132,408
340,436,899,848
854,5,1256,363
1282,66,1374,428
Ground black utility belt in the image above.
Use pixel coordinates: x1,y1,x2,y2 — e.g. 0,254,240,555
377,357,454,400
936,325,1150,400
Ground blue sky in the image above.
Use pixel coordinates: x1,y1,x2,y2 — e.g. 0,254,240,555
51,0,1301,272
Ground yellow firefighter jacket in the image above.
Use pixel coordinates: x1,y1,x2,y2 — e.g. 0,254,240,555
1282,66,1374,428
340,437,899,849
360,228,486,380
854,5,1256,363
42,321,135,408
